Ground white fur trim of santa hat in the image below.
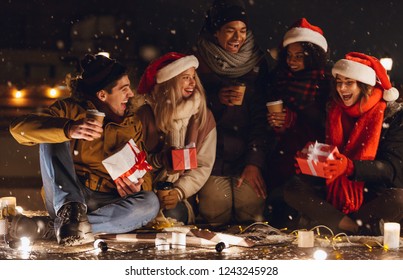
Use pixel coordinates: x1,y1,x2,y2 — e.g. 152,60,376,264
332,59,376,86
156,55,199,84
283,27,328,52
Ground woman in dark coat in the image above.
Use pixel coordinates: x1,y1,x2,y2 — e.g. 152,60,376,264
264,18,332,228
284,52,403,235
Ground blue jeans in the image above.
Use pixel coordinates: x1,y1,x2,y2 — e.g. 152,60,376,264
39,142,159,234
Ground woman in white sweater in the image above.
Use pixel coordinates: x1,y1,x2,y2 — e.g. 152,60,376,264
136,52,217,224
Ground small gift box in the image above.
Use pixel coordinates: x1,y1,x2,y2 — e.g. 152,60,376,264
102,139,152,183
296,141,339,178
171,143,197,171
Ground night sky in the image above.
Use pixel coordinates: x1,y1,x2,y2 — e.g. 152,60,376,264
1,0,403,83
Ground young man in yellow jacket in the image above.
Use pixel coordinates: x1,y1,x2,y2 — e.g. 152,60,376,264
9,54,159,246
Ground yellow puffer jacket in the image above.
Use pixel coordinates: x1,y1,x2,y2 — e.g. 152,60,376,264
9,97,152,192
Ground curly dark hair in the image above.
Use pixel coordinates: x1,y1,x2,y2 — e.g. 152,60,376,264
65,72,127,102
277,42,329,71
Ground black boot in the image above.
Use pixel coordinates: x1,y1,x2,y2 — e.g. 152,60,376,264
9,214,55,240
55,202,94,246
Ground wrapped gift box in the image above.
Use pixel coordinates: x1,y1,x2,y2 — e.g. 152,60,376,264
296,141,339,178
171,146,197,171
102,139,152,183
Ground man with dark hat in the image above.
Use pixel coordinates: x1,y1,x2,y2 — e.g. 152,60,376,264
194,0,274,225
9,54,159,246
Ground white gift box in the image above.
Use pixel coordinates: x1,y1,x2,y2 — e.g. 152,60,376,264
102,139,151,183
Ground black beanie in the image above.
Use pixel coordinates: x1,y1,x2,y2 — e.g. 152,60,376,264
205,0,248,34
79,54,127,94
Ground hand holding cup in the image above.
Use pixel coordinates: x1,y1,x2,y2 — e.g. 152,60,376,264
266,100,285,127
86,109,105,124
219,82,246,106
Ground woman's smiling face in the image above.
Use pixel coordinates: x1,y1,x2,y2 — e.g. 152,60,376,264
177,67,196,99
335,74,361,106
286,42,305,72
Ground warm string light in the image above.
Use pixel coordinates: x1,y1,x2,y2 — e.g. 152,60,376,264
313,249,328,260
5,84,69,102
15,90,23,98
49,88,58,98
1,217,399,258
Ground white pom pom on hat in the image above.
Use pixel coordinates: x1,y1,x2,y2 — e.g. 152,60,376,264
332,52,399,102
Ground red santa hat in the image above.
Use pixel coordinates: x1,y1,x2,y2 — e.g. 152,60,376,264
332,52,399,102
137,52,199,94
283,18,328,52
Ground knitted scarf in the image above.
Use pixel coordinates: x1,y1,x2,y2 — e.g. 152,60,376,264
165,92,201,148
326,86,386,214
197,31,263,78
272,68,326,110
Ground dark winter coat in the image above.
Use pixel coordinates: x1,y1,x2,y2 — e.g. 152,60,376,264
264,68,331,190
194,52,273,176
352,101,403,191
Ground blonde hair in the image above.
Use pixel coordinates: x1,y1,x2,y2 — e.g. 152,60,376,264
149,71,208,134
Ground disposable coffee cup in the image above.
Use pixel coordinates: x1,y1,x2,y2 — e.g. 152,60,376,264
86,109,105,123
266,100,283,113
156,182,173,206
230,83,246,105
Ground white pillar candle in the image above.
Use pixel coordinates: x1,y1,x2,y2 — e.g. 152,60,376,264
0,219,6,235
0,196,17,216
298,230,314,248
155,237,170,250
383,222,401,249
171,232,186,250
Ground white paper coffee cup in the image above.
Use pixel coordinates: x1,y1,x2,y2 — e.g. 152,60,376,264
266,100,283,113
86,109,105,123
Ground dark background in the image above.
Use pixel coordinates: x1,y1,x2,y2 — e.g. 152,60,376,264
1,0,403,83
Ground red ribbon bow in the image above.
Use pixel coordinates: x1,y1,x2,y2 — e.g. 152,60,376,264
114,143,152,183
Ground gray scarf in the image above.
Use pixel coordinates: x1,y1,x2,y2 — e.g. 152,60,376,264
197,31,263,78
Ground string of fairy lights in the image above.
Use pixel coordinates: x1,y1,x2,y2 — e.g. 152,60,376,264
1,220,401,261
2,52,112,106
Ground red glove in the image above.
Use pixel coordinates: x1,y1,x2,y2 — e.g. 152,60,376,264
323,152,354,182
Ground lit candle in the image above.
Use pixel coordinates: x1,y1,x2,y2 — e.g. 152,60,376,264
0,196,17,216
383,222,401,249
171,232,186,250
298,230,314,248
